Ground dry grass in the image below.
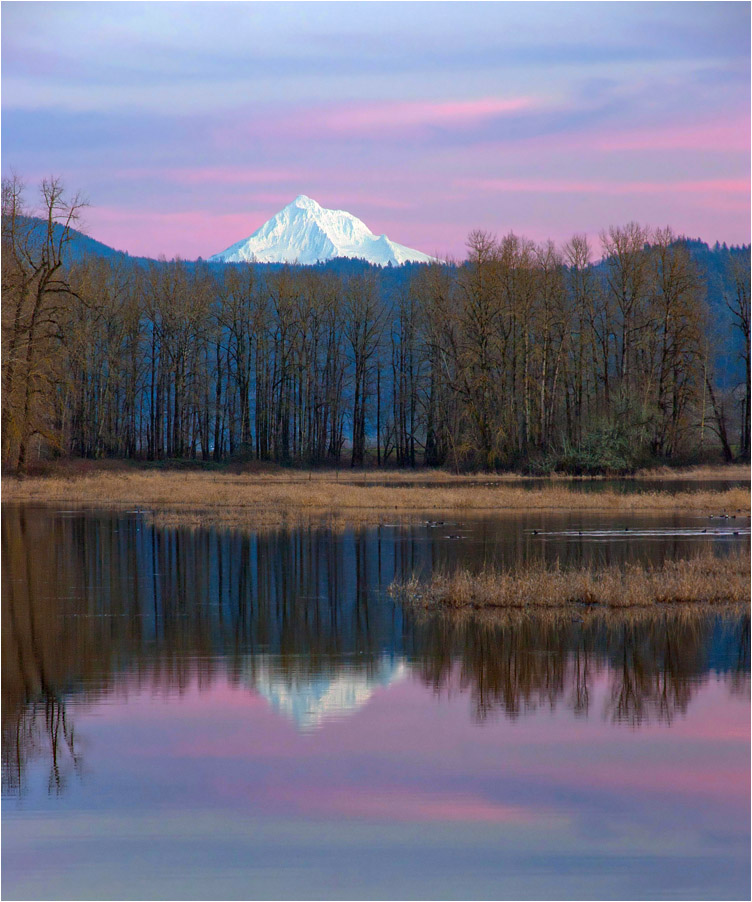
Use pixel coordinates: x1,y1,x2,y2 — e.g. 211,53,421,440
15,458,749,483
390,549,751,610
632,463,750,481
404,601,749,632
2,469,749,528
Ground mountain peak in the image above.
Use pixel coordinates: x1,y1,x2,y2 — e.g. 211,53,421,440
210,196,435,266
291,194,321,211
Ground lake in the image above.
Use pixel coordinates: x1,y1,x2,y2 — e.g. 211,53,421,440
2,504,750,900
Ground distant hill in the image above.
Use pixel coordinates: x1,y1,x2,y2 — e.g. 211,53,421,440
9,215,147,265
54,223,134,263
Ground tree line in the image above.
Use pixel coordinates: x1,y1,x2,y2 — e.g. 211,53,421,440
2,176,750,473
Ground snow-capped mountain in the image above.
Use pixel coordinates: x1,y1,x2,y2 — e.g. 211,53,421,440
210,195,435,266
244,654,408,731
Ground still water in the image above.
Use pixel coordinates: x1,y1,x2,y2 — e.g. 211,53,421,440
2,505,750,900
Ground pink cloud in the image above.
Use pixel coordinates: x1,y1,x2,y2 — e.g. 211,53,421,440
460,176,750,196
321,97,531,133
211,97,531,148
593,117,751,153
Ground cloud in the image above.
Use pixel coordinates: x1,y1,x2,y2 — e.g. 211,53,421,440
459,177,750,196
320,97,532,134
593,118,751,153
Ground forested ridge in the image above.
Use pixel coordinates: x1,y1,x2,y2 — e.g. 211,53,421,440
3,177,750,474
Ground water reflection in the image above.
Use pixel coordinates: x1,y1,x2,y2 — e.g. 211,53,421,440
2,505,749,799
246,653,408,730
412,612,749,726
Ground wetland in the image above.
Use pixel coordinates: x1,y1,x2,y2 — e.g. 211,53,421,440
2,487,750,900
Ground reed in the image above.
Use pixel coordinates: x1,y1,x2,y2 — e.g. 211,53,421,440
2,470,748,527
389,549,751,610
631,463,750,481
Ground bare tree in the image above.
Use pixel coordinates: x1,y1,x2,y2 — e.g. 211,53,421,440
2,176,87,471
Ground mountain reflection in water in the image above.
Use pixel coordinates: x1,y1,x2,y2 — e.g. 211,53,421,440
2,505,749,799
246,654,409,730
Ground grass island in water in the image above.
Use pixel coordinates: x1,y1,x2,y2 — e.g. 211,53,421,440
389,548,751,611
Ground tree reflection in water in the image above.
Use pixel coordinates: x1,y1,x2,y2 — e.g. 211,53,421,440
410,611,748,725
2,506,748,796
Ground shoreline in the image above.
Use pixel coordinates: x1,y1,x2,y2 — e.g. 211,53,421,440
4,460,749,482
2,466,749,528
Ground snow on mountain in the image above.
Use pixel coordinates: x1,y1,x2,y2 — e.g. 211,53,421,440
209,195,435,266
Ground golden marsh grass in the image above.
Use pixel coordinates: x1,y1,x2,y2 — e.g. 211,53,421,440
2,468,749,528
390,548,751,610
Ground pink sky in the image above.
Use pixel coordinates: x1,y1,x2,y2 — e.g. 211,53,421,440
3,3,749,259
